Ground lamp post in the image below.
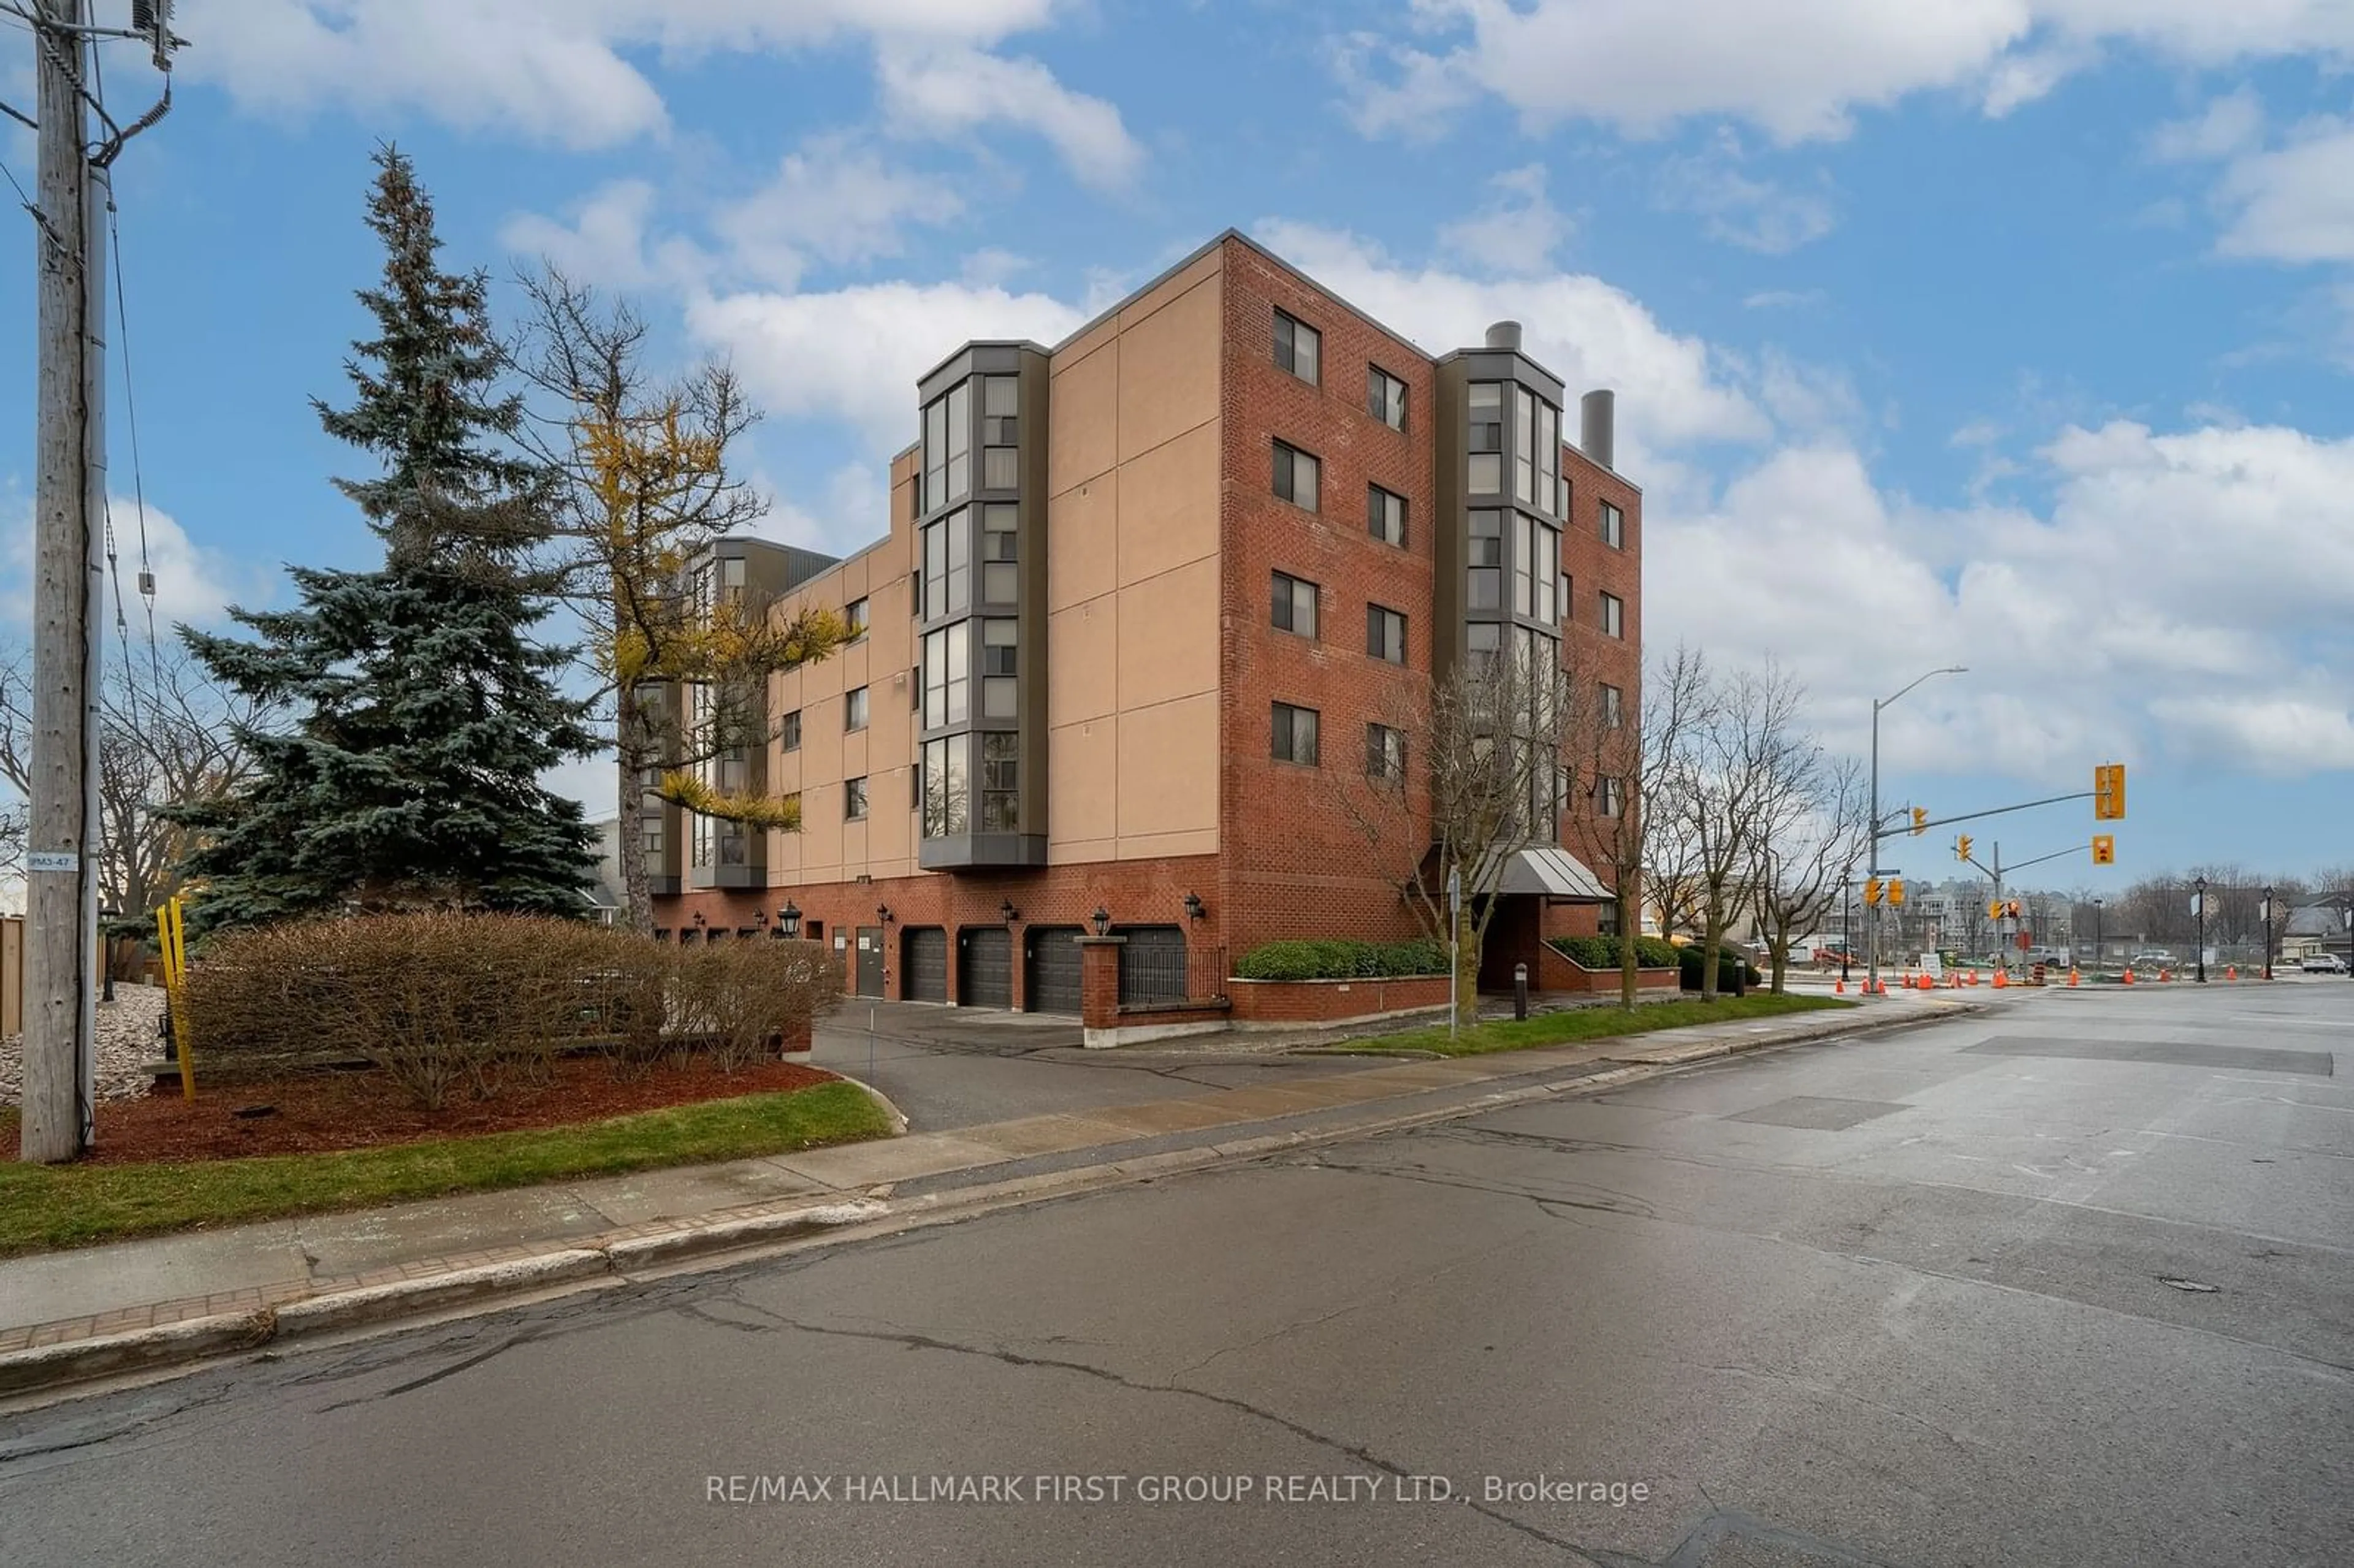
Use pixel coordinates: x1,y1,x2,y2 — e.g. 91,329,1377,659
1868,665,1967,991
2260,887,2272,981
2193,876,2207,984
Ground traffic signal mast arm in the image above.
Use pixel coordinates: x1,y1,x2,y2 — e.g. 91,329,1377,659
1881,788,2097,841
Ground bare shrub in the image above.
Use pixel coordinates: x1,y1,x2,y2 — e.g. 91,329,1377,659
674,939,842,1073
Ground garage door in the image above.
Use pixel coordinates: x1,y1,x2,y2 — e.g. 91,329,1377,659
958,926,1012,1010
904,927,947,1003
1118,925,1189,1006
1024,926,1084,1015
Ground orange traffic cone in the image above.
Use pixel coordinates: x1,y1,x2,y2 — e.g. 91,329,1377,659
1949,972,1961,989
2160,967,2172,983
2123,967,2135,984
2068,969,2079,987
1835,979,1845,994
1993,970,2009,988
2226,965,2237,981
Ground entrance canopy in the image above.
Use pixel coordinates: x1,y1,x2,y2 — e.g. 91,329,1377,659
1470,846,1612,902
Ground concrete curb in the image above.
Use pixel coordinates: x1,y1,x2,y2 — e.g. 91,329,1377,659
0,999,1979,1403
836,1075,912,1136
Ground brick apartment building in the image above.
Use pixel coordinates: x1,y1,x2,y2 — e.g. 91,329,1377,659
650,230,1643,1014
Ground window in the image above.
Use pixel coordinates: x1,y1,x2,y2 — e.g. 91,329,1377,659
921,735,968,837
1468,509,1503,610
981,618,1018,718
980,503,1018,604
1515,515,1559,623
1368,366,1407,430
945,382,970,504
1271,702,1320,766
980,731,1019,832
1273,441,1320,511
1273,310,1320,384
780,709,801,751
983,446,1019,490
845,598,869,640
1602,683,1623,729
845,777,869,821
1514,386,1536,506
845,686,868,732
1366,722,1405,781
922,510,970,620
1466,622,1501,668
1468,380,1504,494
1366,604,1406,664
923,625,969,728
1597,776,1624,818
1537,400,1560,519
1560,573,1572,624
921,384,972,512
1368,484,1406,547
1601,500,1625,549
981,375,1018,491
1271,571,1319,637
1600,591,1625,639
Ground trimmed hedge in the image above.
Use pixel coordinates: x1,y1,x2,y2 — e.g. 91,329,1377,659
1547,935,1683,970
1232,938,1450,981
1678,942,1762,995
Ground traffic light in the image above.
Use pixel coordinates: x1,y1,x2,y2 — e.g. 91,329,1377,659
1911,807,1929,836
1956,834,1973,862
2094,763,2126,821
1864,878,1884,907
1887,878,1906,907
2091,834,2116,866
2006,900,2022,920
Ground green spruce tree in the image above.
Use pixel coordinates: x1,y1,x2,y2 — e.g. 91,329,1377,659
173,147,595,932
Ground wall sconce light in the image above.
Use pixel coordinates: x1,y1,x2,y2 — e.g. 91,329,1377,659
999,898,1019,924
1183,891,1205,923
878,904,894,924
1091,905,1111,937
779,900,802,938
753,908,769,926
691,910,707,926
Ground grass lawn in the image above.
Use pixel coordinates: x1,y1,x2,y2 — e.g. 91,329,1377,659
1333,991,1856,1059
0,1080,889,1257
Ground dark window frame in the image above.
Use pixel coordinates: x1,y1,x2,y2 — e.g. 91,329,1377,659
1367,365,1408,431
1271,571,1319,639
1366,603,1406,664
1368,483,1407,547
1271,701,1321,767
780,709,802,752
844,776,869,821
1273,309,1321,386
1273,440,1320,512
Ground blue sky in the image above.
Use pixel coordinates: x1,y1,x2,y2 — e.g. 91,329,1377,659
3,1,2351,896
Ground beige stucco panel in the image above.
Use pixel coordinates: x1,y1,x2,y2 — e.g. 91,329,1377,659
1115,692,1217,843
1114,827,1219,862
1048,597,1119,726
1045,478,1118,614
1048,340,1118,497
1117,246,1223,335
1115,419,1220,589
1116,277,1221,466
1049,717,1119,847
1116,555,1217,713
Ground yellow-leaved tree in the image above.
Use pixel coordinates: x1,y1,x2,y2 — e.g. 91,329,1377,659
517,269,848,932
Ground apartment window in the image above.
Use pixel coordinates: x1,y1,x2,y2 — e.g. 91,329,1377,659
1368,366,1407,430
1273,310,1320,384
1368,484,1406,547
1560,573,1572,625
641,820,663,854
1602,683,1623,729
1515,515,1559,622
945,382,970,503
1366,722,1405,782
1538,400,1560,519
923,625,969,728
1468,509,1503,610
981,376,1019,491
981,618,1018,719
1596,776,1624,818
845,686,869,732
921,734,968,837
1601,500,1625,549
845,777,869,821
845,598,869,640
1514,386,1536,507
1600,591,1625,639
922,510,970,619
980,503,1018,604
1273,441,1320,511
1366,604,1406,664
1466,622,1501,668
1271,702,1320,766
780,709,801,751
1271,571,1319,638
980,731,1019,832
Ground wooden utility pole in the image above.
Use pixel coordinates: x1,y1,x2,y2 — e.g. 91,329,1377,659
20,0,102,1163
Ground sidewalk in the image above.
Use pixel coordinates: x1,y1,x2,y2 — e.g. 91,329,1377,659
0,989,1977,1398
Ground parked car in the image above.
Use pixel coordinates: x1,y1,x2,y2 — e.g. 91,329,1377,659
2301,953,2349,974
2129,950,2176,970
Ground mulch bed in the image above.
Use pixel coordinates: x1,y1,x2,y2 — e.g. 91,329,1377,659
14,1054,841,1166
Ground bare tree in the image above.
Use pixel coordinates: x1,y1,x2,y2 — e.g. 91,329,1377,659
513,268,848,933
1747,752,1867,993
0,643,274,951
1328,637,1579,1024
1663,660,1805,1000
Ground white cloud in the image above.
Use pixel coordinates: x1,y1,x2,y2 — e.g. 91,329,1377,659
2149,87,2266,162
1436,165,1574,272
499,180,712,291
1653,131,1838,253
0,495,255,636
1344,1,2354,145
685,279,1087,452
2147,695,2354,774
874,44,1143,189
712,139,964,289
1742,288,1826,310
2213,118,2354,263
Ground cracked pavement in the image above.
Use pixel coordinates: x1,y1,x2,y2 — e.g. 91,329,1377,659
2,983,2348,1566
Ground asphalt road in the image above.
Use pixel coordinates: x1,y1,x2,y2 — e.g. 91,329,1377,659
4,983,2348,1567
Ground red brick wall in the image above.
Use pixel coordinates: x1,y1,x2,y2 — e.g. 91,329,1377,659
1558,444,1644,902
1216,237,1442,959
1533,943,1678,994
1225,975,1452,1024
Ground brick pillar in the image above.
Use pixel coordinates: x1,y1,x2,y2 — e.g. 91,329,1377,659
1078,935,1126,1032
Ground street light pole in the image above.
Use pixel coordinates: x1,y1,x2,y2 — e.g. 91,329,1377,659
2193,875,2207,984
2093,897,2103,976
1867,665,1966,992
2260,887,2272,982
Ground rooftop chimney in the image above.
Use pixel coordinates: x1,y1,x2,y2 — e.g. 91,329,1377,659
1580,389,1615,471
1483,320,1523,352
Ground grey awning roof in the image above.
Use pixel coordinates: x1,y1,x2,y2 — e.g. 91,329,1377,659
1474,846,1612,902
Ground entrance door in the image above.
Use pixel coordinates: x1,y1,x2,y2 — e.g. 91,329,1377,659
1024,926,1084,1015
904,927,947,1002
854,927,885,998
958,926,1012,1008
